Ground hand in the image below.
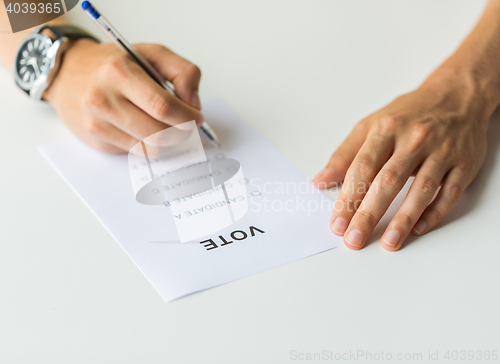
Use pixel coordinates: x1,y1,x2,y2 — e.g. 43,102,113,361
44,39,203,153
313,70,498,251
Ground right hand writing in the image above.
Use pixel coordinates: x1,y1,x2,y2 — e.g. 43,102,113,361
44,39,204,153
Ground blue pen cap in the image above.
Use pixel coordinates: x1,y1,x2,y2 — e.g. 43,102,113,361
81,1,91,10
81,1,100,19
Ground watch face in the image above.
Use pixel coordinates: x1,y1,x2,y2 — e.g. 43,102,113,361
15,34,53,89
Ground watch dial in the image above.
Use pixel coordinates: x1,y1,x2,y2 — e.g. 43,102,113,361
16,36,52,87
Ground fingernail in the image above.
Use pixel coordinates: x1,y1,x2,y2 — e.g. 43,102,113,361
345,229,364,247
331,217,348,235
191,91,201,109
413,220,427,235
383,230,400,247
195,114,205,127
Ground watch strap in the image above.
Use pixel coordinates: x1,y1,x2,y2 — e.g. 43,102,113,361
39,25,100,43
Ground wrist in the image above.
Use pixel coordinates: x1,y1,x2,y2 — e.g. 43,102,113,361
421,2,500,120
43,38,98,104
421,59,500,125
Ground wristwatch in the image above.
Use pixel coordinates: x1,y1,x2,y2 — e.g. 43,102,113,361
14,25,99,100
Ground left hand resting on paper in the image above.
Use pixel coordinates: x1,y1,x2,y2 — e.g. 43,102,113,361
313,68,498,251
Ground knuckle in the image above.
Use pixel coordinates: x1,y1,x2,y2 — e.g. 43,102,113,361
376,114,401,135
396,211,414,228
331,151,352,172
427,206,444,223
379,169,403,190
414,176,437,195
446,183,463,202
355,208,377,227
81,89,96,108
437,139,454,160
84,118,104,136
457,159,473,173
334,194,359,213
149,95,172,120
351,156,375,178
82,89,111,113
409,123,432,147
185,63,202,79
101,55,129,78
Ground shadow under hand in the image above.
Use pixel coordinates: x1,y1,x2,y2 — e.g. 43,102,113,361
429,109,500,233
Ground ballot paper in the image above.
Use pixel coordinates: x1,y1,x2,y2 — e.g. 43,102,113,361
39,98,343,302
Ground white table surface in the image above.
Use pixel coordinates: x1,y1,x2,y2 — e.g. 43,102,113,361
1,1,499,363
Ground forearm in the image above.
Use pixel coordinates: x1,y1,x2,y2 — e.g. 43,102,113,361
0,1,65,69
424,0,500,117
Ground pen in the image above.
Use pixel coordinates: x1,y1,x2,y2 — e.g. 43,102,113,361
81,1,221,148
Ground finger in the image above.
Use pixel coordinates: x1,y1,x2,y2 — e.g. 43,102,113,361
312,121,369,189
115,59,204,127
343,154,420,250
329,132,394,237
380,160,448,251
108,99,170,141
109,99,196,156
411,167,469,236
84,118,139,153
135,44,202,109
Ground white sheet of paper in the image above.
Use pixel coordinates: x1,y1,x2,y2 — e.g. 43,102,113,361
39,98,343,302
